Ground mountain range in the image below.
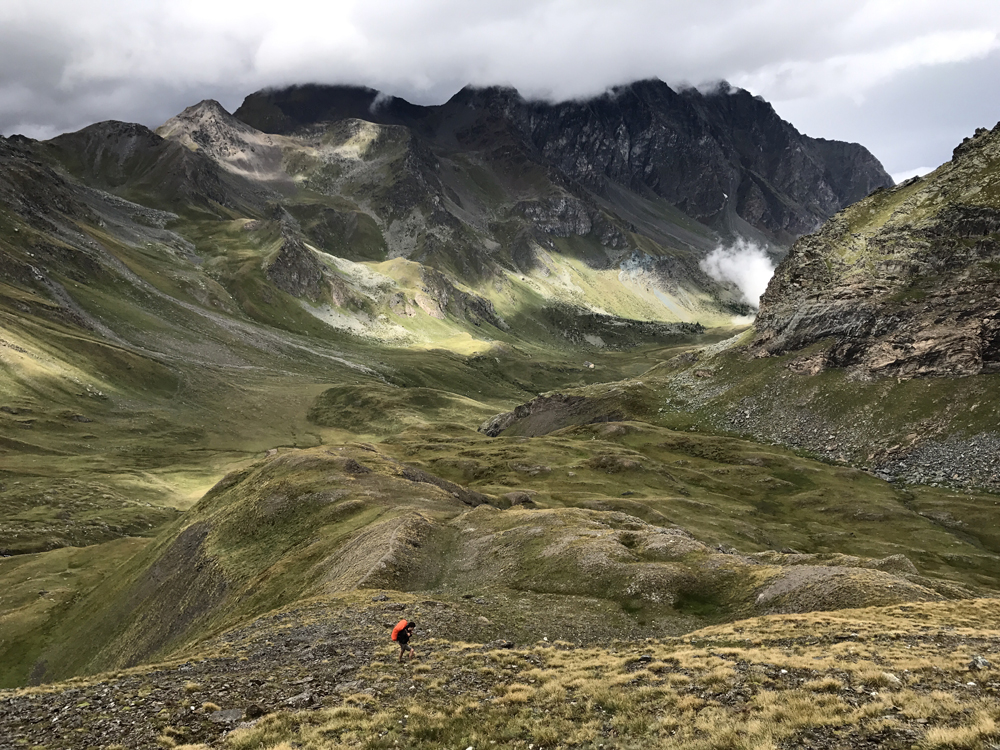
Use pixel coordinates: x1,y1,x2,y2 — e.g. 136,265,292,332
234,80,890,245
2,78,891,352
4,79,1000,750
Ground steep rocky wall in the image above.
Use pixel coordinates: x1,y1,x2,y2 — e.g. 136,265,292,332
753,123,1000,379
235,80,892,246
514,80,892,242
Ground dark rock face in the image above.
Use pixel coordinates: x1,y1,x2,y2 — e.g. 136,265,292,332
264,231,328,301
511,80,892,243
232,84,424,135
753,122,1000,379
236,79,892,245
478,393,623,437
517,195,593,237
418,268,508,330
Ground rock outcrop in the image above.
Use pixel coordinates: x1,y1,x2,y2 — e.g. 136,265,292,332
418,268,508,330
753,122,1000,379
264,231,328,301
478,393,616,437
156,100,290,188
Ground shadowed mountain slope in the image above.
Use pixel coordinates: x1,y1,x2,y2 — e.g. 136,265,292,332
236,79,893,246
44,120,275,216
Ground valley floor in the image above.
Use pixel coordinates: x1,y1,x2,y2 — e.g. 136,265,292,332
6,333,1000,750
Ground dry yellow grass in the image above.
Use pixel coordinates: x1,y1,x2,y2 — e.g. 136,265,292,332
920,712,998,749
215,598,1000,750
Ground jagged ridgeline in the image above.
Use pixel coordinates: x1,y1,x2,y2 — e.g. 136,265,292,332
233,80,890,246
0,78,892,369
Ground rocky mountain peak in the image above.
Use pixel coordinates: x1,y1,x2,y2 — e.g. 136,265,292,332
157,99,263,146
263,229,328,301
45,120,171,188
234,84,426,134
607,76,681,101
180,98,230,117
159,99,248,132
234,79,891,245
752,122,1000,379
157,98,289,186
446,84,526,110
952,124,998,161
59,119,163,146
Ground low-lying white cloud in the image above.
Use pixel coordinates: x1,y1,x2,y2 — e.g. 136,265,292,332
699,239,776,309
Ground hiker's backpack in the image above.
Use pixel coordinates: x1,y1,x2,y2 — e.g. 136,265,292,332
391,619,408,641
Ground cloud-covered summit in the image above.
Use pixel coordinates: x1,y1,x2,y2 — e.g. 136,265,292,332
2,1,998,176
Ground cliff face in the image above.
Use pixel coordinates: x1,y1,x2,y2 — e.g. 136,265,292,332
753,123,1000,378
517,81,891,244
235,80,892,247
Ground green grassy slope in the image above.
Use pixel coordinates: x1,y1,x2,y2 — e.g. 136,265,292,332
6,413,997,688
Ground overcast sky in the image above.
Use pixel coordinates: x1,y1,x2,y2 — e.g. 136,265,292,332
2,0,998,180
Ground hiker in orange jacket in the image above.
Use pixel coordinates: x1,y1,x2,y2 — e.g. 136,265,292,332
392,620,416,662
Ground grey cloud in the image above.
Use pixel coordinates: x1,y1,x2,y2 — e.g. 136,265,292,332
773,48,1000,175
1,0,998,176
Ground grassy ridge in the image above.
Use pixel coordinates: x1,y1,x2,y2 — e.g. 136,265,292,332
0,538,150,687
6,413,998,688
